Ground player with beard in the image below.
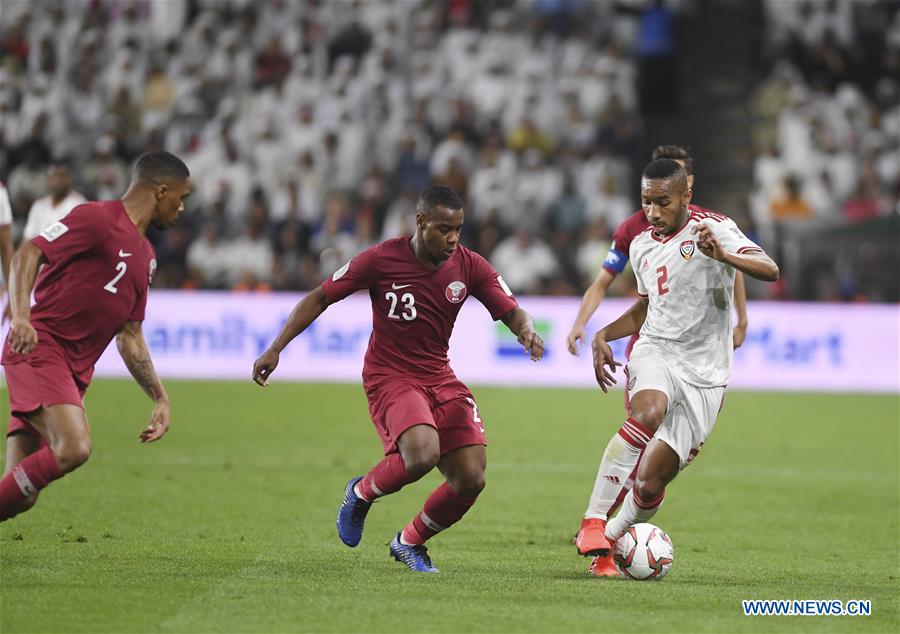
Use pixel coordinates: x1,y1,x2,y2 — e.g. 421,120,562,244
0,152,190,521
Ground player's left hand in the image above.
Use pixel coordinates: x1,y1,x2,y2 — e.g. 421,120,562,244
692,223,726,261
139,400,170,443
517,329,544,362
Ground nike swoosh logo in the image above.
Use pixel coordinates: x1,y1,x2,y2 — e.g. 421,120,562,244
391,283,411,290
119,250,133,257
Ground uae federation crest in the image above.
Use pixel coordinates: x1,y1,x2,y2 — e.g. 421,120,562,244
445,281,467,303
680,240,695,260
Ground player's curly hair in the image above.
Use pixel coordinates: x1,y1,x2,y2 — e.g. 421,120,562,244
134,152,190,185
642,158,688,189
651,145,693,175
417,185,463,216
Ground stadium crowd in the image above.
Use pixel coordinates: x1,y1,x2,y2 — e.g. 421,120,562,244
1,0,652,297
748,0,899,300
0,0,896,300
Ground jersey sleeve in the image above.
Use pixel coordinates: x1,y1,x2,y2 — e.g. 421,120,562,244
321,245,380,302
469,251,518,320
128,285,148,322
709,218,762,254
31,204,106,266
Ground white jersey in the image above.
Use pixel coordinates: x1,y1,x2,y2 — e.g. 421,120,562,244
0,181,12,225
630,209,761,387
23,191,87,242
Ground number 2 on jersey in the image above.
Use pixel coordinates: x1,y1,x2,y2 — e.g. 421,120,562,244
103,261,128,294
385,291,416,321
656,266,669,295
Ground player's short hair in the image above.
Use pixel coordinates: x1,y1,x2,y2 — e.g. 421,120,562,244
651,145,693,175
642,158,688,190
417,185,463,216
133,152,190,186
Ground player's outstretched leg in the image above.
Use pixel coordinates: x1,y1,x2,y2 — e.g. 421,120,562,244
0,430,45,520
391,445,484,573
337,425,439,547
0,406,91,522
577,417,655,557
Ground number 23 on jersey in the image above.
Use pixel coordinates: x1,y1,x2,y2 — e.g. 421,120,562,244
385,291,416,320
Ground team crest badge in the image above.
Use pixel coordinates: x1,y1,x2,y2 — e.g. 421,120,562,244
680,240,695,260
149,258,157,284
445,281,467,303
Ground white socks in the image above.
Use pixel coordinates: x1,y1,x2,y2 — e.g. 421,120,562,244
584,418,653,519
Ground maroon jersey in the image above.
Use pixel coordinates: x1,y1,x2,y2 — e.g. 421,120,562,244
2,201,156,385
321,237,517,382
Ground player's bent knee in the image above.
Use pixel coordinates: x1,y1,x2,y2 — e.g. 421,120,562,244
53,439,92,472
452,472,485,499
402,449,440,480
630,408,666,432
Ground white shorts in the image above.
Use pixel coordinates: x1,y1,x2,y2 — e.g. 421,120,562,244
626,348,726,468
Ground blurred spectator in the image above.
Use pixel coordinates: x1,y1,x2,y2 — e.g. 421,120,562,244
22,159,86,242
221,192,275,290
769,175,813,222
842,179,886,222
576,219,613,287
549,178,587,233
82,135,129,201
491,228,560,294
186,221,228,289
632,0,680,113
584,173,632,229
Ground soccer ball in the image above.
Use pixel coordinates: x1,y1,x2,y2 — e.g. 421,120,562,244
613,523,675,580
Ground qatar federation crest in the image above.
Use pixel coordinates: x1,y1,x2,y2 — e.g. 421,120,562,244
149,258,158,285
680,240,695,261
445,281,467,303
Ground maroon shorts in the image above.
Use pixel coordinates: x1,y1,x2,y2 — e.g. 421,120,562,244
3,345,86,439
364,373,485,456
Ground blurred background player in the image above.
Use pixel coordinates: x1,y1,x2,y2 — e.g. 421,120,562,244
0,152,190,522
252,185,544,573
588,159,778,576
569,146,750,575
0,181,14,312
21,158,86,242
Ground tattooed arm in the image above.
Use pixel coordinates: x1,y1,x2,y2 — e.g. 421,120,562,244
116,320,170,443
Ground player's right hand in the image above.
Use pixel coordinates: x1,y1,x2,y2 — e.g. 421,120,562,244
591,334,621,393
7,316,37,355
252,349,280,386
566,326,585,356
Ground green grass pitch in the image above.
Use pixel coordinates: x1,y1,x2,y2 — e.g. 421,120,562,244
1,380,897,633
